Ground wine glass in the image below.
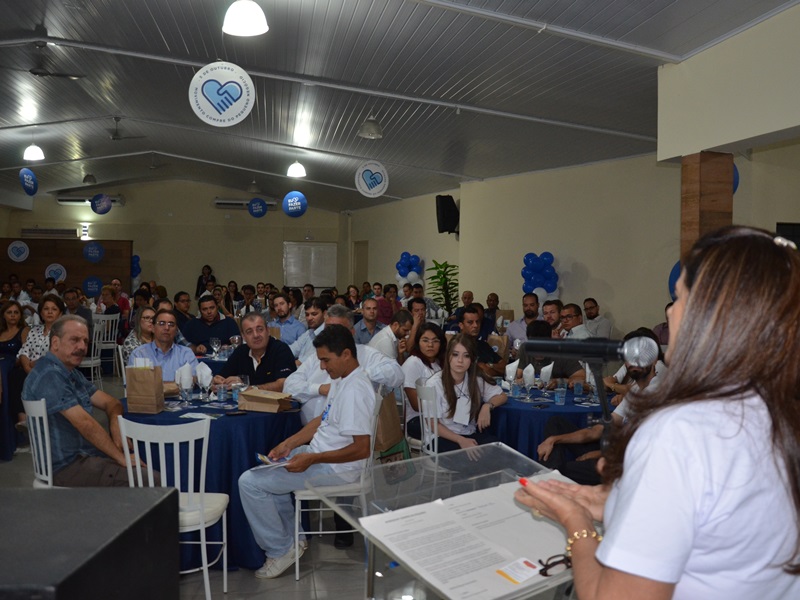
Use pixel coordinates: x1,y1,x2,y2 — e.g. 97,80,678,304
209,337,221,358
238,374,250,390
229,335,242,349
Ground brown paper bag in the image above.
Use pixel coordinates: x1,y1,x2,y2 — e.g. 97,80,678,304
375,390,403,452
126,366,165,414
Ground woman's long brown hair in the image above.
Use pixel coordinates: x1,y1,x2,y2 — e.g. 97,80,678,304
441,334,483,422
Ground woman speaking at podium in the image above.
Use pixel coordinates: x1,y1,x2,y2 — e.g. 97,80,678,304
517,226,800,599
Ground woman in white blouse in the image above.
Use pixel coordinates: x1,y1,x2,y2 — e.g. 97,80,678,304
122,306,155,363
428,333,507,452
18,295,65,373
402,323,446,440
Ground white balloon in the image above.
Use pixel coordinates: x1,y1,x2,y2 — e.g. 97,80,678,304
398,277,409,286
547,291,560,301
407,271,420,283
533,287,547,303
395,272,403,281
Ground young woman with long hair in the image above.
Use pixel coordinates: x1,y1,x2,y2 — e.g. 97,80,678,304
516,226,800,599
402,323,446,440
0,300,30,431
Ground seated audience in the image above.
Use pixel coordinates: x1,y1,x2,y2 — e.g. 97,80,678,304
399,283,413,308
182,296,241,354
62,288,93,342
376,283,402,325
289,288,306,324
195,264,214,299
173,291,193,331
1,300,30,433
213,312,296,391
542,299,564,338
368,309,413,363
345,285,362,310
213,285,234,317
352,297,384,345
411,283,441,317
290,297,328,363
237,284,259,318
652,302,672,345
560,303,590,339
506,293,540,358
129,308,197,381
459,305,505,379
18,295,66,375
405,297,428,351
122,306,156,363
268,293,306,345
484,292,500,326
583,297,613,338
402,323,446,441
603,328,666,404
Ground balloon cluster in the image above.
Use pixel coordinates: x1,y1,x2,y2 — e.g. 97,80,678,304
394,251,424,286
131,255,142,278
521,251,559,298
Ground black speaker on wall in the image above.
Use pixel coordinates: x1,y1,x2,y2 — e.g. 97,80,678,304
436,194,459,234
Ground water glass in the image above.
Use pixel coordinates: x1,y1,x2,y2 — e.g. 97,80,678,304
209,337,222,358
573,381,584,397
216,383,227,402
555,388,566,406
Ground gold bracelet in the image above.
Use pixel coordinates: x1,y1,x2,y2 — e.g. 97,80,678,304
566,529,603,557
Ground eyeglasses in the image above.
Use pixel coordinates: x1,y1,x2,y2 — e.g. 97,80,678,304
538,554,572,577
155,321,177,328
560,314,577,321
141,316,154,322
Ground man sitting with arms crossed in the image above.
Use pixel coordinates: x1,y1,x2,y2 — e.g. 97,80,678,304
183,295,241,354
214,312,296,391
238,324,377,578
267,293,306,346
129,308,197,382
23,315,146,486
583,297,613,338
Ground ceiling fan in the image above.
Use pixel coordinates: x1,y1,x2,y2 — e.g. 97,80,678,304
108,117,145,141
29,40,85,80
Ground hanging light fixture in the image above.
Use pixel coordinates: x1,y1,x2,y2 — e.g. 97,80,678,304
23,142,45,161
82,174,97,185
223,0,269,36
246,178,261,194
357,115,383,140
287,161,306,178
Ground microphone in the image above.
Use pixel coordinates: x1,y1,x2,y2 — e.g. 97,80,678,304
521,336,659,367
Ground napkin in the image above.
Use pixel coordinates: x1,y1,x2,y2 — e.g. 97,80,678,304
505,359,519,382
176,362,194,390
540,362,554,385
522,363,536,388
196,362,213,389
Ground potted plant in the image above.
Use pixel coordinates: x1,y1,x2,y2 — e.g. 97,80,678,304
425,260,459,315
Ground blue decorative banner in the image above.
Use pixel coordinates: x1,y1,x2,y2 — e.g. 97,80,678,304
83,241,105,264
248,197,268,218
19,168,38,196
7,240,29,263
91,193,112,215
282,191,308,218
83,276,104,297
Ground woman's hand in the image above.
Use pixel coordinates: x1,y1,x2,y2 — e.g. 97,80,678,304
477,403,492,431
516,478,609,524
457,436,478,450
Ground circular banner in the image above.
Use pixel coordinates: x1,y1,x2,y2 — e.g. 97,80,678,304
91,193,112,215
19,168,38,196
83,241,105,264
188,61,255,127
83,276,104,298
248,197,268,218
355,160,389,198
44,263,67,283
282,191,307,218
7,240,29,263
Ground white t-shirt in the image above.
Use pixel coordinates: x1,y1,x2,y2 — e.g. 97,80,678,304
402,355,441,423
309,365,376,478
611,360,667,383
367,326,398,360
429,371,502,436
596,394,800,599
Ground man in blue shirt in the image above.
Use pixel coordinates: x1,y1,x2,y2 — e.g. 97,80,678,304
23,315,135,486
183,295,241,353
129,308,198,381
352,297,384,345
268,293,306,346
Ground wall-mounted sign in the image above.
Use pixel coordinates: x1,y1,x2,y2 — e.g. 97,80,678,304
91,193,112,215
282,191,307,218
188,61,255,127
355,160,389,198
83,276,104,297
83,241,105,264
19,168,38,196
248,198,268,218
44,263,67,283
7,240,29,263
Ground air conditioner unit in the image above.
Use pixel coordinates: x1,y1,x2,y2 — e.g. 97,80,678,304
56,194,125,207
213,197,277,210
21,227,79,239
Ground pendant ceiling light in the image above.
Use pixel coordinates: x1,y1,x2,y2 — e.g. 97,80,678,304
287,161,306,178
223,0,269,36
357,115,383,140
246,178,261,194
82,174,97,184
23,143,44,161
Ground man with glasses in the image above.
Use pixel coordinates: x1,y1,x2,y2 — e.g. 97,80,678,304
583,297,613,338
559,304,590,339
128,308,197,382
183,295,241,355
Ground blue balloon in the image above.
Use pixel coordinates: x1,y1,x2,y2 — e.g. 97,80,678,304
401,252,411,262
409,254,420,267
530,258,544,272
533,275,545,288
521,267,534,280
396,261,404,271
524,252,538,267
522,281,535,294
543,265,555,277
544,280,558,293
668,260,681,300
413,264,423,274
540,252,554,266
733,164,740,194
398,266,410,277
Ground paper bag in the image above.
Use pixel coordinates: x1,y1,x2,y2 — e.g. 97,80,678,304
375,390,403,453
239,388,293,413
487,333,509,362
126,366,165,414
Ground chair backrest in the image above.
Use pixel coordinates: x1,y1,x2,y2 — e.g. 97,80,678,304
415,378,439,456
94,313,120,347
88,317,105,359
117,344,127,387
117,416,210,508
22,399,55,487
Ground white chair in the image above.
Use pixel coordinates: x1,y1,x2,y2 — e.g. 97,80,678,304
117,416,228,600
416,381,440,457
292,386,385,580
93,313,120,376
117,344,127,388
404,378,427,454
79,319,105,388
22,399,62,488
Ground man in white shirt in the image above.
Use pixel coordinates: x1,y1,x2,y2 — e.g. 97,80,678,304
560,304,591,339
367,309,413,363
290,297,327,363
238,324,377,579
583,297,613,338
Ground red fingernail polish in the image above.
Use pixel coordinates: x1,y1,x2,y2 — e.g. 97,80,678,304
519,477,528,486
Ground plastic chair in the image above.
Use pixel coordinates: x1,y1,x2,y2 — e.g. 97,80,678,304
292,385,385,580
22,399,62,488
416,381,440,457
79,319,105,389
117,416,228,600
117,344,127,388
404,377,428,454
93,313,120,376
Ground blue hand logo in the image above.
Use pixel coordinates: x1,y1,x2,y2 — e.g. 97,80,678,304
11,246,25,258
201,80,243,115
362,170,383,191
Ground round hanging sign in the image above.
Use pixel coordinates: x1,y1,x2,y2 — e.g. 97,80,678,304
282,191,307,218
19,168,38,196
248,198,268,218
83,241,105,264
91,193,113,215
7,240,29,263
188,61,255,127
44,263,67,283
355,160,389,198
83,276,104,297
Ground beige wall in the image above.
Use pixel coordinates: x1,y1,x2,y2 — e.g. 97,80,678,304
0,207,12,236
5,180,341,298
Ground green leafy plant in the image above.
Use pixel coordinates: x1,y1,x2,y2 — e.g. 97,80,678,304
425,260,459,315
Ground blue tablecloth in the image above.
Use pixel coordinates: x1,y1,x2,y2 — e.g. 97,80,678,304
491,390,605,461
123,401,302,570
